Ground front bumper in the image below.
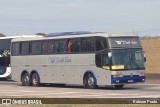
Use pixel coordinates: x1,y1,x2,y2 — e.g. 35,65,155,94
111,75,145,85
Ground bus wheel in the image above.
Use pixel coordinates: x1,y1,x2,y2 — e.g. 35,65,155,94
21,73,31,86
113,85,124,89
84,73,97,89
31,73,40,86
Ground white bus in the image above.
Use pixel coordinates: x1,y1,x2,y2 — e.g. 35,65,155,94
0,35,43,80
11,32,146,89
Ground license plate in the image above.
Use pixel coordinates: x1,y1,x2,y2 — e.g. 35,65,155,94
128,80,133,82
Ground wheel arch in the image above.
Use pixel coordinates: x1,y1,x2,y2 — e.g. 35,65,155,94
30,70,40,83
83,70,97,85
21,70,29,82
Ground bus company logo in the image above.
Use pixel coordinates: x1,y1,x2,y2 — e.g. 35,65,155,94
2,99,12,105
50,56,56,63
50,56,72,63
115,40,122,45
115,40,138,45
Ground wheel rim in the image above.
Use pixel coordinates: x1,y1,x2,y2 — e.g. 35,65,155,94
24,75,29,83
33,77,37,85
32,74,38,85
88,76,94,86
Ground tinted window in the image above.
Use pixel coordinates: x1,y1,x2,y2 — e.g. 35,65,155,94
21,42,30,55
95,53,109,68
12,42,20,55
96,38,107,51
31,41,42,54
0,39,11,50
0,57,10,66
81,38,95,52
54,40,66,53
55,40,61,53
95,53,101,67
42,41,54,54
67,39,80,53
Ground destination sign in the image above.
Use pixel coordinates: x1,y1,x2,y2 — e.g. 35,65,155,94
108,37,141,48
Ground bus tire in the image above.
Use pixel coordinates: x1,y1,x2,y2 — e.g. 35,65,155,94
113,85,124,89
21,73,31,86
31,73,40,86
84,73,97,89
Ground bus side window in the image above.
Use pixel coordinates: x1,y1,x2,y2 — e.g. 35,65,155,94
81,38,95,52
67,39,71,53
73,39,80,52
68,39,80,53
55,40,66,53
43,41,54,54
31,41,42,55
55,41,60,53
12,42,21,55
95,53,102,67
96,38,107,51
96,53,109,68
60,40,66,53
21,42,29,55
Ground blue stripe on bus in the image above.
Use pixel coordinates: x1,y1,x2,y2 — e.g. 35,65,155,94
111,75,145,84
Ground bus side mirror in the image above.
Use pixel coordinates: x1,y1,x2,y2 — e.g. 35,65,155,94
108,52,112,64
143,52,146,62
144,54,146,62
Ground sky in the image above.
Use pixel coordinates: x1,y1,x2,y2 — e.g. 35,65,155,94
0,0,160,36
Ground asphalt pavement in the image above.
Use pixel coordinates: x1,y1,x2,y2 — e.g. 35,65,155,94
0,81,160,98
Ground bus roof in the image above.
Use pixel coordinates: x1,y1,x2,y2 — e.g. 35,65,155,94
46,31,96,37
46,31,135,37
11,32,137,42
0,35,43,40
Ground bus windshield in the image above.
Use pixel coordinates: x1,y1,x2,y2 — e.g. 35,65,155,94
111,49,145,70
0,50,10,67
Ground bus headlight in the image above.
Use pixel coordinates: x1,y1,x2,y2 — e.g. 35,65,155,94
112,74,123,78
139,73,145,76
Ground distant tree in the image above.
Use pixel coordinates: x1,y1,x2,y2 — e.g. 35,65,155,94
35,33,46,36
0,33,6,37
